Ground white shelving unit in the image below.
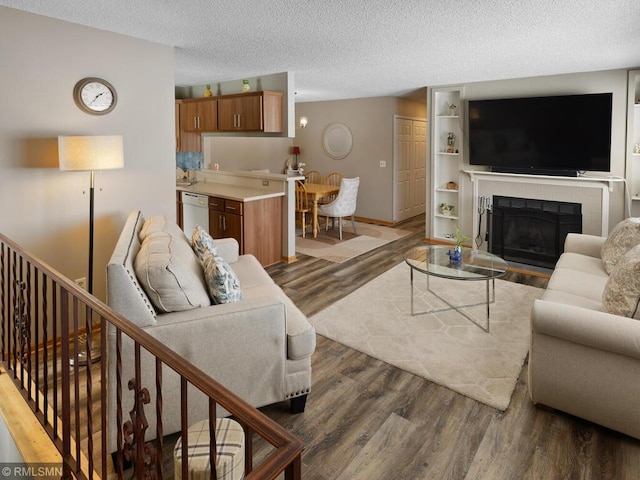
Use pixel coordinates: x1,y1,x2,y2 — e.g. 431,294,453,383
429,86,464,242
626,70,640,215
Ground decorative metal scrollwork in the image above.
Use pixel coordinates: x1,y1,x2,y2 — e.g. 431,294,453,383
122,378,157,479
13,281,28,363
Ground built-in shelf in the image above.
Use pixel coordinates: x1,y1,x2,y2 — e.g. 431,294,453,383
430,86,464,242
626,70,640,216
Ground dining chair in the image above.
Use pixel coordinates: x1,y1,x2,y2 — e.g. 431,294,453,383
321,172,343,204
317,177,360,240
295,180,312,238
306,170,322,184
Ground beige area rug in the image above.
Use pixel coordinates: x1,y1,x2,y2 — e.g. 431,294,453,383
309,262,544,410
296,221,411,263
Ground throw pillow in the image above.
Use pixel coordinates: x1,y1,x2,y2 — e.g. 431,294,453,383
601,217,640,274
602,244,640,319
191,225,218,260
134,232,211,313
201,250,243,304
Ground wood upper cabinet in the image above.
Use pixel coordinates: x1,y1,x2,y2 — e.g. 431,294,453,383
217,91,283,133
176,100,203,152
180,98,217,132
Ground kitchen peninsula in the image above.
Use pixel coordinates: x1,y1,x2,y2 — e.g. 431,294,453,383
177,169,302,265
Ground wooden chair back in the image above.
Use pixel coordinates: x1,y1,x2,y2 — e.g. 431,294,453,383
306,170,322,184
323,172,343,203
295,180,311,237
295,180,309,212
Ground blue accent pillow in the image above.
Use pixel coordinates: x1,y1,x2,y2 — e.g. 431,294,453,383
201,250,243,304
191,225,218,259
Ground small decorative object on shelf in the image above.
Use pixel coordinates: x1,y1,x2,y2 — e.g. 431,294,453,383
446,181,458,190
448,103,457,116
446,132,455,153
439,202,455,215
242,79,250,92
204,84,212,97
635,143,640,154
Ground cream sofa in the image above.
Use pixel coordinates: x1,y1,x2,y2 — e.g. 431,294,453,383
106,211,315,453
529,220,640,440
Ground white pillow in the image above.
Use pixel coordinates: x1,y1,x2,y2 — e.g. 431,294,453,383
602,244,640,319
134,232,211,313
201,250,243,304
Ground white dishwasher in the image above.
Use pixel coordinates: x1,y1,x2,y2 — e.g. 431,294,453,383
181,191,209,236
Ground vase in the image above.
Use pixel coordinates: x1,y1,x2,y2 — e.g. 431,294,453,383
447,245,462,263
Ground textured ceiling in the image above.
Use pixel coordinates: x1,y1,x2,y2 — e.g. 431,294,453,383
2,0,640,102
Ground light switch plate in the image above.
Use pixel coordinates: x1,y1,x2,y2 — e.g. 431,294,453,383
379,160,386,167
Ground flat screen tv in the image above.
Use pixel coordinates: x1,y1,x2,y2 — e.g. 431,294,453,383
468,92,612,176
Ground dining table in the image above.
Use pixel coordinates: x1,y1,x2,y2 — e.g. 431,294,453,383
298,182,340,238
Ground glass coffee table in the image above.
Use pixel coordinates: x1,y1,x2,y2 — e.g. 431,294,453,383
404,245,508,332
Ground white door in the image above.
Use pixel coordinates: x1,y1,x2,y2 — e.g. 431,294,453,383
394,117,427,222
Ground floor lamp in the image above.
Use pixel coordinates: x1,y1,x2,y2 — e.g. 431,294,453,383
58,135,124,365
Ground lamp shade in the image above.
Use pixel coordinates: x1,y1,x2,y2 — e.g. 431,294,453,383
58,135,124,171
291,146,301,155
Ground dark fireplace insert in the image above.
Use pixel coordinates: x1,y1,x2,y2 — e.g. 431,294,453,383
490,196,582,269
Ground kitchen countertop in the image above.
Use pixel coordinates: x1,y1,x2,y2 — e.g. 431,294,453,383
177,182,284,202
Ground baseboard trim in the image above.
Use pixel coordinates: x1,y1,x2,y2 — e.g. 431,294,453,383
281,255,297,263
354,216,395,227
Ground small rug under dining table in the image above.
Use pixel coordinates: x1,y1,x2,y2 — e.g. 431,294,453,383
296,222,411,263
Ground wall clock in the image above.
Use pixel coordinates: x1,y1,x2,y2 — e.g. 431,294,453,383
73,77,117,115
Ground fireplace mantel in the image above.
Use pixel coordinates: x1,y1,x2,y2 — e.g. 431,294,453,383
463,170,625,238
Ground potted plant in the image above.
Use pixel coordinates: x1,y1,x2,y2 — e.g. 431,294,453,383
448,226,469,263
439,203,455,215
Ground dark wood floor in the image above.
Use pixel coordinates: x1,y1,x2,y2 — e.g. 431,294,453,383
259,215,640,480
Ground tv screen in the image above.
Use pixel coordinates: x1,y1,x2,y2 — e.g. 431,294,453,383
468,93,612,175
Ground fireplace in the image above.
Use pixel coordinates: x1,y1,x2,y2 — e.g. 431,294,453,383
490,196,582,269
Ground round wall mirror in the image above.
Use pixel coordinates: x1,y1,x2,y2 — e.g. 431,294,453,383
322,122,353,160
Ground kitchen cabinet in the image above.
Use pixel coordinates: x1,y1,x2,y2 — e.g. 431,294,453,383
208,195,282,266
176,190,183,229
209,197,243,246
176,99,203,152
217,91,283,133
180,98,217,132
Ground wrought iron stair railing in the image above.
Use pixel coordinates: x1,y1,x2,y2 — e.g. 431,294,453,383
0,232,303,479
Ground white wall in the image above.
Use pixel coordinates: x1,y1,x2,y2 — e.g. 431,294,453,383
295,96,426,223
430,69,630,238
0,7,176,301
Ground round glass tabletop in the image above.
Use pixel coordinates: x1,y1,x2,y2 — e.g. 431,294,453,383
405,245,508,281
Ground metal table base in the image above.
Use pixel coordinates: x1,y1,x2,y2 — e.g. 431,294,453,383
409,268,496,333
